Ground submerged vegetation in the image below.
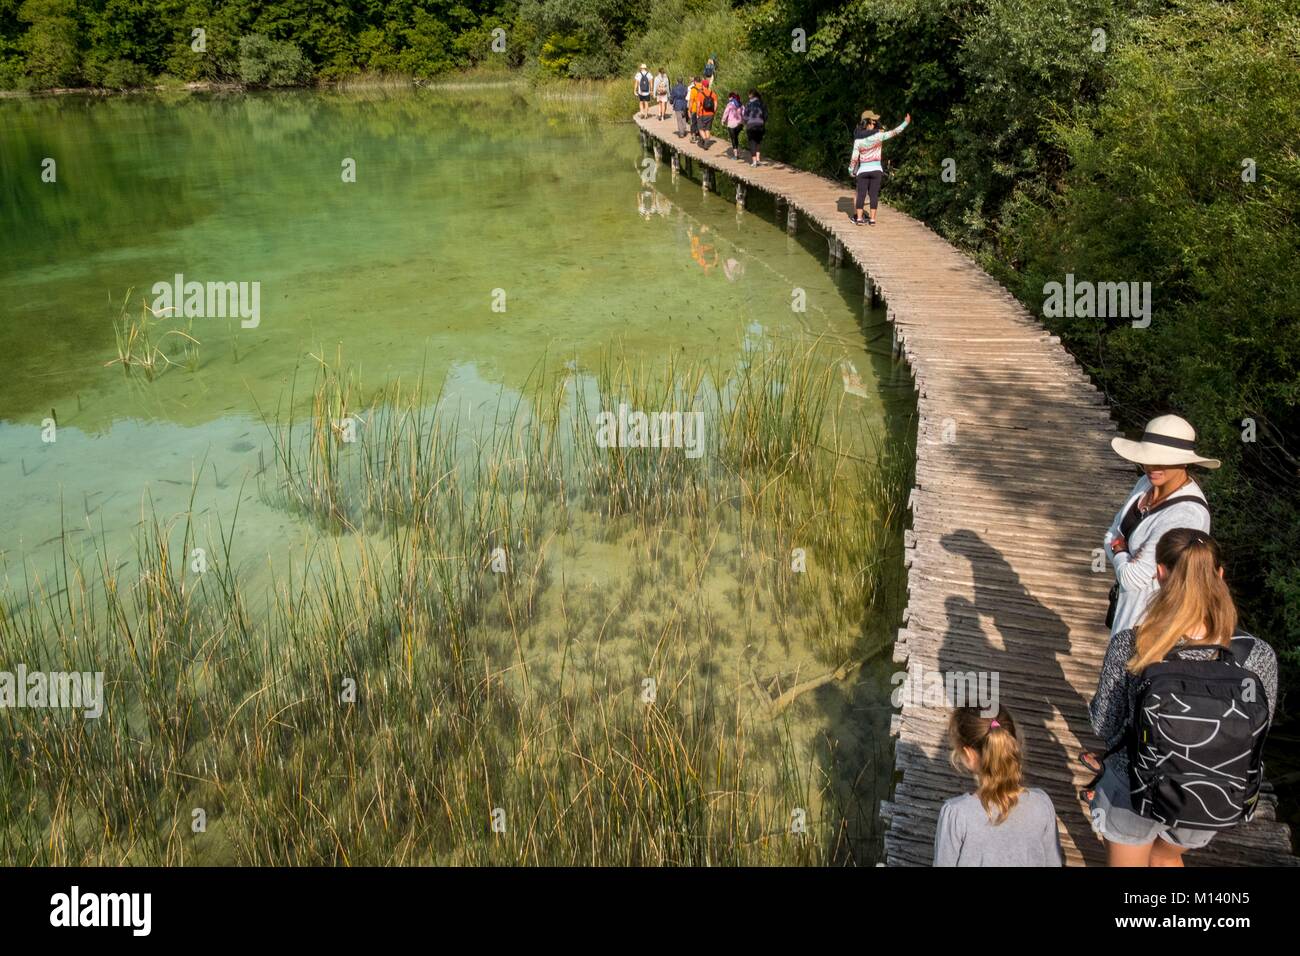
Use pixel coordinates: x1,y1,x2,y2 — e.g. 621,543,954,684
0,343,913,864
105,291,201,379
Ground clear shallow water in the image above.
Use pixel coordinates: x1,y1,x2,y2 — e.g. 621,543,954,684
0,86,909,588
1,87,916,863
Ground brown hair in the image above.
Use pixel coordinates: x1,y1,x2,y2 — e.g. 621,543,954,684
948,706,1023,824
1130,529,1236,673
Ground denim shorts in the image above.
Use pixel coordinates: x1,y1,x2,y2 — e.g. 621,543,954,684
1088,762,1216,849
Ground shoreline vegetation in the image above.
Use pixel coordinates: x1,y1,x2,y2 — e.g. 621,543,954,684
0,71,533,98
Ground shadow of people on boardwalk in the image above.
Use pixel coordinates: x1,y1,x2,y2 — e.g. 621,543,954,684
933,528,1102,864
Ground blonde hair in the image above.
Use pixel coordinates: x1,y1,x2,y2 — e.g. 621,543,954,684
1129,529,1237,673
948,707,1023,824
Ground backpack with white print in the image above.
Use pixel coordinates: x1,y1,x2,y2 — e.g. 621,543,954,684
1127,633,1271,829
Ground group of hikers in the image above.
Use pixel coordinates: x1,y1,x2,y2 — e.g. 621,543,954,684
635,62,913,222
635,59,768,167
936,415,1277,867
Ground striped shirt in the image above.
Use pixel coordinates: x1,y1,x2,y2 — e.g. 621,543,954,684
848,117,910,175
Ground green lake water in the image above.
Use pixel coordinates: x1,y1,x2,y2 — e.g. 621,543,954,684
0,85,909,593
0,85,916,863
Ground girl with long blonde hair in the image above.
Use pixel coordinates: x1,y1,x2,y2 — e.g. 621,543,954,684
933,707,1063,866
1084,530,1277,866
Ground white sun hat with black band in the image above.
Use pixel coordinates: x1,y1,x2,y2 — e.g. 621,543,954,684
1111,414,1220,469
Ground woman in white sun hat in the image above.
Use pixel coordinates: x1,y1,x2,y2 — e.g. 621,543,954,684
1102,414,1218,636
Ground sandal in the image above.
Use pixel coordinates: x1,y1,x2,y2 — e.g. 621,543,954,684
1078,750,1106,802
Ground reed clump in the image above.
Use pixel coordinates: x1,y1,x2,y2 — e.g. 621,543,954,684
105,292,200,380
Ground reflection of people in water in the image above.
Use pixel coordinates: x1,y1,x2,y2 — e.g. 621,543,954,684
689,225,719,274
637,186,673,220
722,257,744,282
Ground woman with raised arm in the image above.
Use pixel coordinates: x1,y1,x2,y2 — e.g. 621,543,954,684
848,109,910,225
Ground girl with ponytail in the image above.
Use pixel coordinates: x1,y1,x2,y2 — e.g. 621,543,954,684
1085,530,1278,866
933,707,1064,866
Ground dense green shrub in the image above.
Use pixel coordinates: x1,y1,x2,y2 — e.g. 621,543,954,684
520,0,643,77
237,33,311,87
82,53,151,88
16,0,80,88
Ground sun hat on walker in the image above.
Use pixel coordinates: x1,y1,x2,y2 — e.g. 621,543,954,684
1111,414,1220,469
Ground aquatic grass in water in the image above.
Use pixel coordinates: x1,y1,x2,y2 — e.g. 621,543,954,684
0,342,912,865
105,291,201,381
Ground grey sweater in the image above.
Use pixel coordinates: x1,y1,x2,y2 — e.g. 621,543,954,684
933,789,1063,866
1089,628,1277,779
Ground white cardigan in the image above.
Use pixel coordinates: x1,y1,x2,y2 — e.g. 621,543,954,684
1103,474,1211,636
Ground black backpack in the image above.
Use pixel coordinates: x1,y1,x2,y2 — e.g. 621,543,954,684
701,89,716,112
1125,633,1271,829
638,72,650,94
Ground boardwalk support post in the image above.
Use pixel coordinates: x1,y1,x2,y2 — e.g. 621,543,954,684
670,151,679,173
866,278,881,308
652,142,662,164
829,237,843,267
786,206,797,235
735,182,746,209
702,167,713,193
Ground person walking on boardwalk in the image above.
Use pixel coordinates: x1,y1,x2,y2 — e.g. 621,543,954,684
654,67,670,120
687,76,704,143
670,76,690,138
696,78,717,145
743,89,767,166
849,110,910,225
933,707,1064,866
721,91,744,158
1102,415,1215,637
1082,530,1277,866
634,64,654,118
703,55,718,87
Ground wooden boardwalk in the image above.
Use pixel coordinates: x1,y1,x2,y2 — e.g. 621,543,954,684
635,113,1297,867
